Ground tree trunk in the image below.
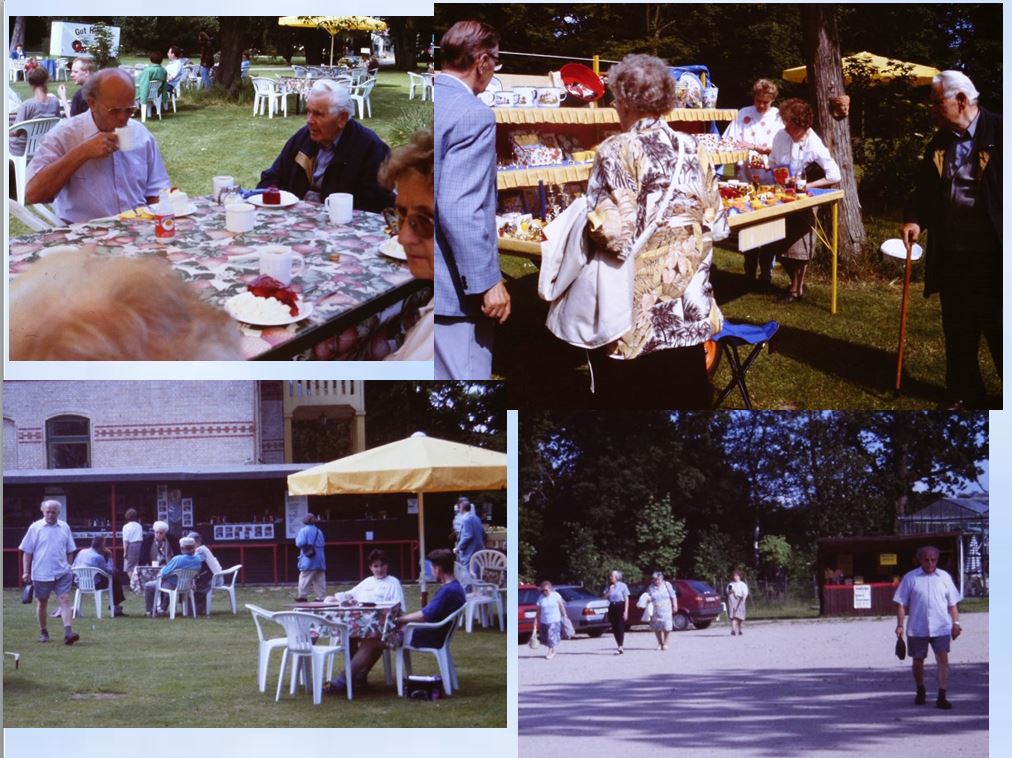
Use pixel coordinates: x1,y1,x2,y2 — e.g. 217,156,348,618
801,5,866,260
387,17,418,71
10,16,26,49
216,17,248,94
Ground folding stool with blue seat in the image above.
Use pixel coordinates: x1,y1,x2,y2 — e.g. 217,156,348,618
710,321,780,410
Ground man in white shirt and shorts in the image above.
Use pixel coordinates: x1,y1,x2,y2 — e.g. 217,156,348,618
893,545,962,709
19,500,81,645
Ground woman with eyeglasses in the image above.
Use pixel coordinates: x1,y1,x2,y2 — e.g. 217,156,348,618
378,129,434,361
534,580,567,659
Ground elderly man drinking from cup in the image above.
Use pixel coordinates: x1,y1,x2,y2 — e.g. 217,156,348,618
26,68,170,224
257,79,393,212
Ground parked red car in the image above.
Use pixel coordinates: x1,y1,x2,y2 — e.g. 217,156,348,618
518,583,539,643
626,578,723,631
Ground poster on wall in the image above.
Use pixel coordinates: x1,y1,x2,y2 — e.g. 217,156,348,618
181,498,194,528
285,494,309,539
853,584,872,609
167,489,183,535
49,21,121,57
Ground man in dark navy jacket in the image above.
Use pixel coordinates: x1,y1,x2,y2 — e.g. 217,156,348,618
901,70,1002,409
258,79,393,212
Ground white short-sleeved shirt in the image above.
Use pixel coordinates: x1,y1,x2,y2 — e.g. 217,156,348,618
350,574,406,609
121,521,143,545
770,128,841,183
196,545,223,575
893,567,962,637
537,591,564,624
27,110,170,223
19,518,76,581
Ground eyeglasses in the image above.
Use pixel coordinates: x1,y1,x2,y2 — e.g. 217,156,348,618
486,52,503,72
383,207,434,240
97,102,139,118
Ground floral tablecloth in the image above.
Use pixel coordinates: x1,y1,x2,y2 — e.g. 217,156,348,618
8,195,430,360
297,602,401,646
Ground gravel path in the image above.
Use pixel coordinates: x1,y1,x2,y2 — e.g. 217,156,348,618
520,614,988,757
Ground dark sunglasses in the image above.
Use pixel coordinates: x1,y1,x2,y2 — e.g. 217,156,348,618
383,207,434,240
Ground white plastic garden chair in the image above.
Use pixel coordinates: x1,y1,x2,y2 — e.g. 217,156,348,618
407,72,429,101
251,77,288,118
273,612,352,704
155,567,199,619
246,604,288,693
396,605,466,697
137,80,163,123
55,58,68,81
349,77,375,119
8,116,60,204
463,549,506,632
205,564,241,615
8,89,22,113
71,566,115,619
8,199,53,232
9,58,26,82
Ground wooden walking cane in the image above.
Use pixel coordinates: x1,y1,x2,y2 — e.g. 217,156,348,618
894,238,915,393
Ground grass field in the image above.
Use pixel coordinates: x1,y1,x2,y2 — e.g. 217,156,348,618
8,65,433,236
2,583,505,728
738,594,987,621
498,212,1001,409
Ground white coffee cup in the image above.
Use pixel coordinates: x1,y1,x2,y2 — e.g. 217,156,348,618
325,192,353,225
212,175,235,201
169,191,190,215
115,125,138,151
259,245,305,285
225,202,256,233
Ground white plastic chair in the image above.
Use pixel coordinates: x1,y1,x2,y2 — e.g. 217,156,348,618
8,199,53,231
55,58,68,81
246,604,289,693
71,566,115,619
155,567,199,619
407,72,430,101
349,77,375,119
9,59,26,82
8,116,60,205
252,77,288,118
8,89,22,113
205,564,241,615
396,605,466,697
137,80,163,123
273,612,352,704
464,549,506,632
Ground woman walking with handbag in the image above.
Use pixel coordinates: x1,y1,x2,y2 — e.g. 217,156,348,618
294,513,326,602
535,581,568,660
644,571,679,650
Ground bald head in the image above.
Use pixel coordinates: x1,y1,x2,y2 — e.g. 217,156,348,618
82,68,134,101
83,68,137,132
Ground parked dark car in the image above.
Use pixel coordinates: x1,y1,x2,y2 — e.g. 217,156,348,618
519,583,539,643
626,579,723,631
555,585,610,637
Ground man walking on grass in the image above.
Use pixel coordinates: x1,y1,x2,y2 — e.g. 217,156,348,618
19,500,80,645
894,545,962,709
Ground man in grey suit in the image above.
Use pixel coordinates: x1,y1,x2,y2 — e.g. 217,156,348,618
434,20,511,379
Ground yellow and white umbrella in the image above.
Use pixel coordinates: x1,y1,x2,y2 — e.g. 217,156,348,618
783,51,940,86
287,432,506,598
278,16,388,66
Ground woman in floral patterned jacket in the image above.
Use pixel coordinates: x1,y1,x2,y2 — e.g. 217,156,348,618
585,54,724,408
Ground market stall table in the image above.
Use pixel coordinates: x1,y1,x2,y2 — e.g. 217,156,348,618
727,188,845,313
8,195,429,359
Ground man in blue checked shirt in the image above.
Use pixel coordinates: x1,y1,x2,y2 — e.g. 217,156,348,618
434,20,511,379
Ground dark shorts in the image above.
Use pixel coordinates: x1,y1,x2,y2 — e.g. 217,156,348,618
33,572,74,600
908,635,951,658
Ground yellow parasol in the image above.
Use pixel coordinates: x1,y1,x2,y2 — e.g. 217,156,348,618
287,432,506,598
782,51,940,86
278,16,388,66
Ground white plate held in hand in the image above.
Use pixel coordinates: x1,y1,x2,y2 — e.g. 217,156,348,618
880,238,923,262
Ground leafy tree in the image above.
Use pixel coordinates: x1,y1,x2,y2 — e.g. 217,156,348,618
693,525,747,588
634,495,686,579
86,22,118,68
759,533,792,579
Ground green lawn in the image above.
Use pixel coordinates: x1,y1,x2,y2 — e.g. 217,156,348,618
729,595,987,621
9,67,433,236
2,583,505,728
498,214,1001,409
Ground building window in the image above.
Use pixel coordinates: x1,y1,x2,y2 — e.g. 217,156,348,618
46,415,90,469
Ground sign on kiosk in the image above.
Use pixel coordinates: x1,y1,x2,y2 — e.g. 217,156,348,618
853,584,872,609
49,21,121,57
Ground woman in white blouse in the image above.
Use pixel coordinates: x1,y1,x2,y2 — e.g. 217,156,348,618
723,79,784,288
768,98,841,302
348,548,406,610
